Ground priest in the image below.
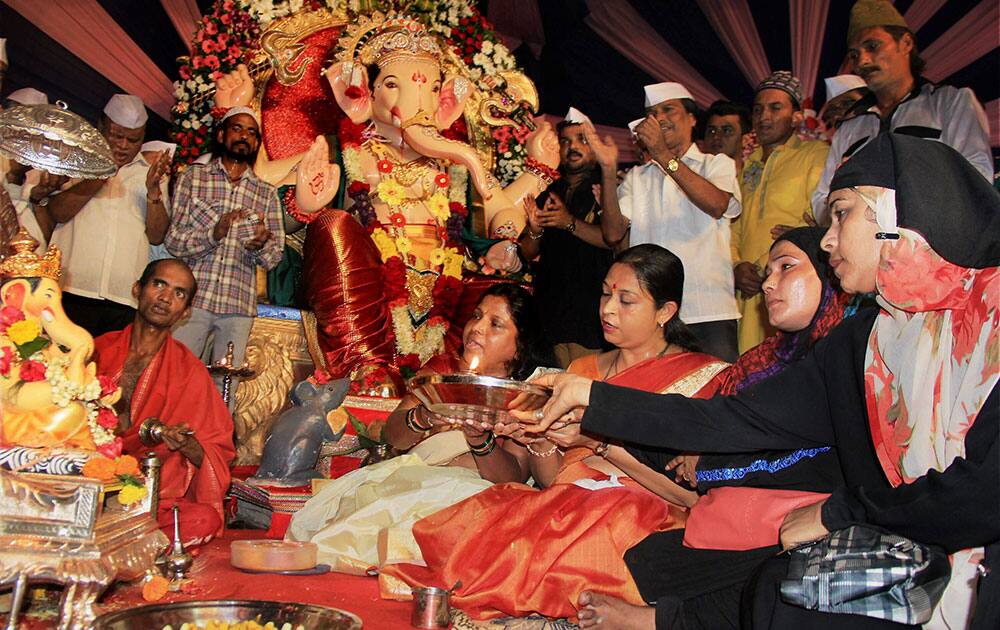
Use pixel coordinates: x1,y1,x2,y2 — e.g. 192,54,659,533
93,258,235,548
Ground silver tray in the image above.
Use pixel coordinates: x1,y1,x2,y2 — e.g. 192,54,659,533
408,373,551,427
92,599,362,629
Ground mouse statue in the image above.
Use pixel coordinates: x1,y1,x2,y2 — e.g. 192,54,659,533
253,377,351,483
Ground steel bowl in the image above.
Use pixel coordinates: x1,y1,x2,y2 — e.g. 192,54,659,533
407,373,551,427
92,600,362,629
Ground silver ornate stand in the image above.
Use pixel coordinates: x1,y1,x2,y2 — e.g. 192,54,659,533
0,454,168,629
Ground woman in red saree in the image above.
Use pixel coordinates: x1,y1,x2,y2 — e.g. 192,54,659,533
381,244,728,620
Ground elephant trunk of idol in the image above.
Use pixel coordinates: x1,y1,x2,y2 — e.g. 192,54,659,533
401,123,495,200
42,311,95,380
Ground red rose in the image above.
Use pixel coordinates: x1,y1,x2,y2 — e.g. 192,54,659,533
18,360,46,382
448,202,468,217
0,306,25,333
96,407,118,430
97,438,123,460
98,375,118,397
347,180,371,195
0,346,13,377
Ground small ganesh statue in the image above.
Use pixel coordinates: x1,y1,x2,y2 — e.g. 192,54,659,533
282,12,559,385
0,229,122,457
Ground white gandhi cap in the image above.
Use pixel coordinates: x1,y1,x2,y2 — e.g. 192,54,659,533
824,74,867,101
643,82,694,108
563,106,591,125
104,94,148,128
7,87,49,106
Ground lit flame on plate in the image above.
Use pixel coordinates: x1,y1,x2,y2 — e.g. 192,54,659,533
467,355,480,373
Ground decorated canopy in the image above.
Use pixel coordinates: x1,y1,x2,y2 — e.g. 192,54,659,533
0,0,996,150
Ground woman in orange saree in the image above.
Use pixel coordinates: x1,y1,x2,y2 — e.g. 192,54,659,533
381,244,728,620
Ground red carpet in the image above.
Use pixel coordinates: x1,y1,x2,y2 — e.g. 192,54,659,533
0,529,412,629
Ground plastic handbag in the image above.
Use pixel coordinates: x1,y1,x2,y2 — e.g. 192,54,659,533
780,525,951,625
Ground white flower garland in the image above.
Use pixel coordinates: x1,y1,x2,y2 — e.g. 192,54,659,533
44,355,116,446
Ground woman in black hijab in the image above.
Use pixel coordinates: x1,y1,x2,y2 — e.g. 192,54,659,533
523,134,999,630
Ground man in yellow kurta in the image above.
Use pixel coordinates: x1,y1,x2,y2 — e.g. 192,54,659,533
731,71,829,353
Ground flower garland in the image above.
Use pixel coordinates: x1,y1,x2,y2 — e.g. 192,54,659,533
173,0,525,171
342,139,466,372
0,306,122,458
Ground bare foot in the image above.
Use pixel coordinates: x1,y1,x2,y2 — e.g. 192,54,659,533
577,591,655,629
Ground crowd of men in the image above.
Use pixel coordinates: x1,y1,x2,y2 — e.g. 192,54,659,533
523,0,993,365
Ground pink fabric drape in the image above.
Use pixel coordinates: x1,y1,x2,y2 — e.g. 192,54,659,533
584,0,724,106
487,0,545,58
696,0,771,88
922,0,1000,83
789,0,830,103
539,113,638,164
902,0,948,33
160,0,202,48
984,99,998,147
4,0,174,120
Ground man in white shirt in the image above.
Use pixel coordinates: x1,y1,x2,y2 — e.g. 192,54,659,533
811,0,992,223
588,82,742,362
48,94,171,336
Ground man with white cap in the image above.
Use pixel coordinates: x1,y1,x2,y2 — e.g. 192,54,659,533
731,71,829,353
166,106,284,401
587,82,742,362
518,106,612,367
48,93,171,336
820,74,867,133
810,0,991,223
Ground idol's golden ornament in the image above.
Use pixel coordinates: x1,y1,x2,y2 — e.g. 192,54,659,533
0,228,61,280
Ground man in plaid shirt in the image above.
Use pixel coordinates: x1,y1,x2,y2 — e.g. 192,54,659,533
165,107,284,399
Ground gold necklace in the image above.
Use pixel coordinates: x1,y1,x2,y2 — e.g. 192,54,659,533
368,142,437,187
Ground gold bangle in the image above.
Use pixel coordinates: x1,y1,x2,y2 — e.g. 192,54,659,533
527,228,544,240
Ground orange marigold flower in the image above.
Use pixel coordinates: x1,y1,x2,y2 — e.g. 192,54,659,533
142,575,170,602
114,454,140,477
82,456,117,483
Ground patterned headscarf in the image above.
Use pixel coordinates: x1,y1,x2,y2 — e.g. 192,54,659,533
719,227,849,395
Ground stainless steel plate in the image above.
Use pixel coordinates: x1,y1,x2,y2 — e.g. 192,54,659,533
92,599,362,629
407,373,551,427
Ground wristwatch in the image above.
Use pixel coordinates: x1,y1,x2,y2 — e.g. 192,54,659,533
665,157,680,172
593,441,610,458
565,218,577,233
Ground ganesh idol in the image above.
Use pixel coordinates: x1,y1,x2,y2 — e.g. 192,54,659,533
215,12,559,387
0,229,122,457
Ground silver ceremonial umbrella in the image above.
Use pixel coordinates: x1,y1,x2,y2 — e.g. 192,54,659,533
0,102,115,179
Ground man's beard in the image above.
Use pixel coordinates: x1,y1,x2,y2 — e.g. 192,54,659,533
225,143,257,163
